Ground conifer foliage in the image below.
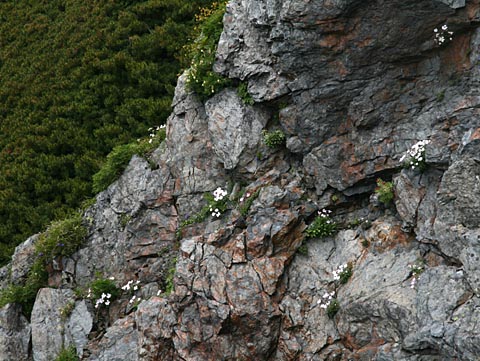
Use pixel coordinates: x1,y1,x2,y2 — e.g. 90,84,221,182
0,0,215,262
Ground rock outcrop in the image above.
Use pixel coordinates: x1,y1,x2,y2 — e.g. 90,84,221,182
2,0,480,360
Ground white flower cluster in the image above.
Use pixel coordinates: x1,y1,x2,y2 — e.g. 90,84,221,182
94,292,112,308
434,24,453,45
213,187,227,201
147,124,166,144
399,139,430,170
332,264,348,281
319,208,333,223
408,264,424,289
122,279,142,304
210,207,221,218
317,291,336,309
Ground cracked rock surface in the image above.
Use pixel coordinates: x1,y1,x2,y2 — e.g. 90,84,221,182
2,0,480,360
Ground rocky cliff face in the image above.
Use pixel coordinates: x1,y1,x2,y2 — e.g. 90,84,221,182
3,0,480,360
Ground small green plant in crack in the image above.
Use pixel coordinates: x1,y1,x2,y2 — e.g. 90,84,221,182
55,346,78,361
263,129,286,148
164,258,177,296
318,291,340,319
408,261,425,289
237,188,260,217
60,301,76,320
237,82,254,105
305,209,337,239
119,213,132,229
297,242,308,255
375,178,394,206
326,299,340,319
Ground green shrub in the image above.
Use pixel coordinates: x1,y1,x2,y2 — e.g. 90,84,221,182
92,127,166,193
88,277,121,302
263,129,286,148
55,346,78,361
237,82,254,105
0,259,48,319
185,1,231,99
326,299,340,319
375,178,394,205
164,258,177,295
305,209,337,239
35,212,87,262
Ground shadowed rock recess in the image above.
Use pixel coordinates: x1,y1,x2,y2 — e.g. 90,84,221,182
3,0,480,359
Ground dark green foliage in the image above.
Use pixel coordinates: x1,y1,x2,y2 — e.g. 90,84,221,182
237,82,254,105
327,299,340,319
185,1,231,99
55,346,79,361
305,210,337,239
0,1,214,257
89,277,120,301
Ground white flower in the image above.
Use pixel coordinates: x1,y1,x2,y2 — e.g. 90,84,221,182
442,24,448,30
109,276,115,280
157,290,162,296
106,293,111,299
105,300,110,306
133,285,138,291
434,28,438,32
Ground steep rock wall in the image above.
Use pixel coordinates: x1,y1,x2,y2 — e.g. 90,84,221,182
2,0,480,360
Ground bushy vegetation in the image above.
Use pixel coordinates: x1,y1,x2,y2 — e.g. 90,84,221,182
305,209,337,239
0,0,217,263
375,178,394,205
263,130,286,148
185,1,231,99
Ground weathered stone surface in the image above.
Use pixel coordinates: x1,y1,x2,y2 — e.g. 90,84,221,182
205,89,268,170
31,288,92,361
86,316,138,361
11,234,39,284
0,303,31,361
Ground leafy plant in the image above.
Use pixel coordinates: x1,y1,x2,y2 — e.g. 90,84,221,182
237,82,254,105
375,178,394,205
55,346,78,361
305,209,337,239
60,301,76,320
263,129,286,148
333,263,353,285
0,259,48,319
87,277,121,303
238,188,260,217
185,1,231,99
326,299,340,319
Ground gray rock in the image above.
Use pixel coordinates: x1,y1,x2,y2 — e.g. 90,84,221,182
0,303,31,361
31,288,92,361
11,234,39,284
87,316,138,361
205,89,268,170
